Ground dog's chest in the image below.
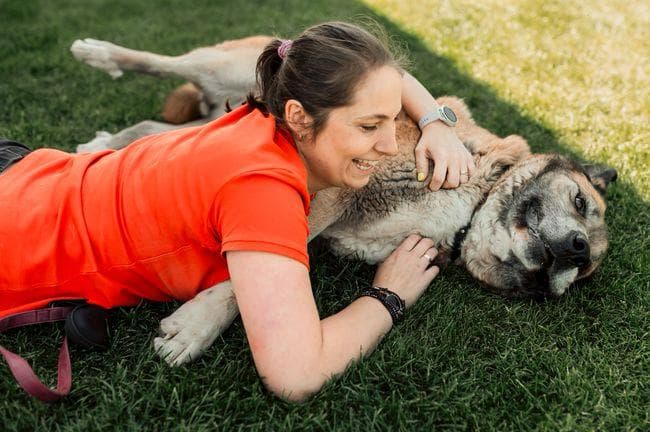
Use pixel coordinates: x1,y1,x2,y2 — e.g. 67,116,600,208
322,189,476,264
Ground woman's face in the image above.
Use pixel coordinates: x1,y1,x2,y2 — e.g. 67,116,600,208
294,66,403,192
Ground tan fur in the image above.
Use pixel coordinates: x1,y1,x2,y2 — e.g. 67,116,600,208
162,82,204,124
160,36,274,124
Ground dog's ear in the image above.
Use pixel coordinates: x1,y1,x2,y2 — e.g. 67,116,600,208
582,164,618,196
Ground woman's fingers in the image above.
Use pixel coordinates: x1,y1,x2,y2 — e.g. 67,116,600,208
467,155,476,177
398,233,422,251
462,154,475,183
414,145,429,183
442,154,475,188
429,160,448,191
458,165,469,185
425,264,440,280
397,236,437,261
374,236,441,307
421,246,438,261
411,237,435,257
445,161,461,188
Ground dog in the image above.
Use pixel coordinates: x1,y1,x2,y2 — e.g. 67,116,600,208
69,37,616,365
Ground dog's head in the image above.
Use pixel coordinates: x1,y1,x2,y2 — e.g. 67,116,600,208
463,155,617,298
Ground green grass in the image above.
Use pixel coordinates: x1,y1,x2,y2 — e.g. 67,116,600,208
0,0,648,430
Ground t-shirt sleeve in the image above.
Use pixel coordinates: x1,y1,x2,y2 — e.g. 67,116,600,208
212,173,310,269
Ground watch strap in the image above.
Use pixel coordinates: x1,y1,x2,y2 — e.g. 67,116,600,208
418,105,456,129
358,286,405,324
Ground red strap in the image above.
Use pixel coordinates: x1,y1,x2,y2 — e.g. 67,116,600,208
0,307,74,332
0,338,71,402
0,306,75,403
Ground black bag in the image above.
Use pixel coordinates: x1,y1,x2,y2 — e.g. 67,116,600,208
0,138,32,172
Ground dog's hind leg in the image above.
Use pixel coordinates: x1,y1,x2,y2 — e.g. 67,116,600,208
70,38,264,101
71,37,265,144
76,118,208,153
71,38,200,80
153,281,239,366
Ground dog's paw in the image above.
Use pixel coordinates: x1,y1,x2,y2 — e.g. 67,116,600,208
71,38,123,79
153,283,239,367
153,316,217,367
76,131,113,153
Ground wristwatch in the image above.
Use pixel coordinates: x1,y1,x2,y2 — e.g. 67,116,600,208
418,105,458,129
359,286,406,324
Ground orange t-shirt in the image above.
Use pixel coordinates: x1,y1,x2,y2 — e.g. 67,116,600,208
0,105,310,318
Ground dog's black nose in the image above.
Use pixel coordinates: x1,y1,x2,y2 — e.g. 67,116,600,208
571,233,588,254
554,231,590,267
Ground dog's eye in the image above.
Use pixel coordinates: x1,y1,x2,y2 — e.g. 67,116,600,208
574,193,586,215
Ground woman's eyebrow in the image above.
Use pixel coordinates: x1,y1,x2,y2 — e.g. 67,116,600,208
355,114,391,121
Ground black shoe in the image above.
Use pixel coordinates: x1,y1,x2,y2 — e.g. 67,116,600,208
64,304,110,351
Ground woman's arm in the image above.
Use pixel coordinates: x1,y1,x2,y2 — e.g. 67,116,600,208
400,72,475,190
227,235,439,402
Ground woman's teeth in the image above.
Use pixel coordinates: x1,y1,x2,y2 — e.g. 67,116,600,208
353,158,379,171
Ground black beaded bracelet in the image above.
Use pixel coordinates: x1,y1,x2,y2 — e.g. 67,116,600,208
358,286,406,324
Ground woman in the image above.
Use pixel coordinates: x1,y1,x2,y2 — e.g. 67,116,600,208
0,22,474,400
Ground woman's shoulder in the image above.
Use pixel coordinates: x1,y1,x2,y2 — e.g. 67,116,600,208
196,105,307,185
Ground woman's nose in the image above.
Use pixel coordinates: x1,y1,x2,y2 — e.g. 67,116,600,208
375,127,398,156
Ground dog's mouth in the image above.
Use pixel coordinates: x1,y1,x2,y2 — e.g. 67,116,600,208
518,199,594,280
517,198,592,273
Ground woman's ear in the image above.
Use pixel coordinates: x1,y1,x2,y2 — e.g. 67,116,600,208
284,99,312,140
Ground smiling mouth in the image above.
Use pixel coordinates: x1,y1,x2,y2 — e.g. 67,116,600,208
352,158,379,172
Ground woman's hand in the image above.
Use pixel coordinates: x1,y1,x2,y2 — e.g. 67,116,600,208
372,234,440,307
415,122,475,191
399,72,475,191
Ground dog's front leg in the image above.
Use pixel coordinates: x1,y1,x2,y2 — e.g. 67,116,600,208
153,281,239,366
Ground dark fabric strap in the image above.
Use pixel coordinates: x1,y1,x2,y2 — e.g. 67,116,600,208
0,306,75,402
0,138,32,152
0,138,31,172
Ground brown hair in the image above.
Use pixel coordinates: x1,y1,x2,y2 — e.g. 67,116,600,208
247,21,406,138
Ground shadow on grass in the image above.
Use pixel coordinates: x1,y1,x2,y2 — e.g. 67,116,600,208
0,0,647,429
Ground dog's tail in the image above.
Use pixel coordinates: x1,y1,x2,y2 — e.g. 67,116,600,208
162,82,208,124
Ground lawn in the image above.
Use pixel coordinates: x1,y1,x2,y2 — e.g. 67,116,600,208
0,0,648,430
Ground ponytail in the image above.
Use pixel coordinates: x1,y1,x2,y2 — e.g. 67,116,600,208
246,39,284,114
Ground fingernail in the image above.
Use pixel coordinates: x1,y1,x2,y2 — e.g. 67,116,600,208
417,172,425,182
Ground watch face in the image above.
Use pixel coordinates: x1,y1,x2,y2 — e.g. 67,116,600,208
442,106,457,123
384,293,402,309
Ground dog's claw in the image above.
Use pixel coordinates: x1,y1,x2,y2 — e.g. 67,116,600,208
153,321,209,367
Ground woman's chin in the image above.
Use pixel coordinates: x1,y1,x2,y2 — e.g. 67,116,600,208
344,174,372,189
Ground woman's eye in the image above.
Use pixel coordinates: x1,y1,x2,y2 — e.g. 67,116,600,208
361,125,378,132
575,193,586,213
